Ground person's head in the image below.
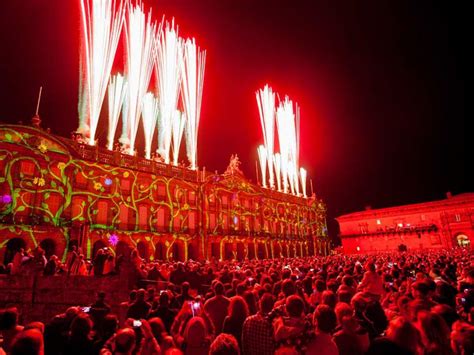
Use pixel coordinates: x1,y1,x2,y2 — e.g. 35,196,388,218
136,288,146,301
129,290,137,302
0,307,19,330
411,281,430,299
386,316,421,354
102,314,118,336
259,293,275,315
184,316,208,347
366,262,376,273
314,279,326,293
24,322,45,334
148,317,167,342
10,329,44,355
285,295,305,318
313,304,337,334
337,290,352,304
243,291,258,315
159,290,170,305
342,275,354,287
147,287,155,298
97,291,106,300
451,321,474,355
213,281,225,296
181,282,190,294
70,313,92,339
228,296,249,321
281,279,296,297
335,302,352,326
321,290,337,309
416,310,450,350
431,304,459,329
115,328,136,354
209,333,240,355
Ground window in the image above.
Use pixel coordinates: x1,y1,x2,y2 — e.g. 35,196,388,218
119,204,129,229
421,214,426,221
455,214,461,222
359,223,368,234
376,219,381,225
96,201,108,225
139,206,148,228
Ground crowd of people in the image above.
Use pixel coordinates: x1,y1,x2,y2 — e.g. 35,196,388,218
1,247,474,354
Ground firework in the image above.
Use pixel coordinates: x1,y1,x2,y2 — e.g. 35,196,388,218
107,73,127,150
273,153,282,192
155,20,182,164
172,110,186,165
257,145,267,188
122,2,158,155
78,0,126,146
181,38,206,170
141,92,159,159
300,167,307,197
256,85,276,188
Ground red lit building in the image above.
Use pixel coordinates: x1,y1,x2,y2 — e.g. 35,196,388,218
0,124,329,264
337,193,474,254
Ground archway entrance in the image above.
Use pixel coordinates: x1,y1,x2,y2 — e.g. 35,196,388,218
92,240,107,259
137,241,149,260
3,238,26,265
154,242,166,261
456,234,471,248
39,238,57,259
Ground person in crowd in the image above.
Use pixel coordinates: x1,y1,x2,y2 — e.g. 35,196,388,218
181,316,211,355
148,291,176,333
203,281,230,334
358,261,384,300
416,310,452,355
0,307,24,353
9,328,44,355
306,304,339,355
63,313,95,355
209,333,240,355
242,292,275,355
126,289,151,320
222,296,249,351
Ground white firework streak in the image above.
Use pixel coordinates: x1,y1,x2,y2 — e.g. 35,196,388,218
123,2,158,155
172,110,186,166
78,0,126,145
276,102,290,193
300,167,307,198
155,20,182,164
256,85,276,188
257,145,267,188
107,73,127,150
141,92,159,159
273,153,282,192
181,38,206,170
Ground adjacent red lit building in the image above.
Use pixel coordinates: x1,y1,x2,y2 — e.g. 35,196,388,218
336,193,474,254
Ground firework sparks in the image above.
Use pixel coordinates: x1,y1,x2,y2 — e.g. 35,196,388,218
172,110,186,165
155,20,182,164
107,73,127,150
181,38,206,170
273,153,282,192
141,92,159,159
300,167,307,197
122,2,158,155
257,145,267,188
78,0,126,146
256,85,276,188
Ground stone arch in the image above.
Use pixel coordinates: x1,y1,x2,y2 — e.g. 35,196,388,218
39,238,57,259
247,242,255,260
154,241,166,261
273,242,282,259
210,242,220,260
137,240,149,260
257,242,266,260
116,240,132,259
3,237,26,265
187,241,199,261
172,240,185,261
224,243,233,260
92,239,108,259
236,243,245,261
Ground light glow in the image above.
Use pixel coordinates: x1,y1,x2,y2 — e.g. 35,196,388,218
141,92,160,159
107,73,128,150
122,3,158,155
171,110,186,166
155,20,182,164
181,38,206,170
78,0,126,146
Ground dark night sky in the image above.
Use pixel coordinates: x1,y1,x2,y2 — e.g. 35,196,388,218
0,1,468,239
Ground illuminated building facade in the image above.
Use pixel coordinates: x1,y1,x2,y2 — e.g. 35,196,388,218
0,124,329,264
337,193,474,254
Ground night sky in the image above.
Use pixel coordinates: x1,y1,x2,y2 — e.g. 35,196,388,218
0,1,468,241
